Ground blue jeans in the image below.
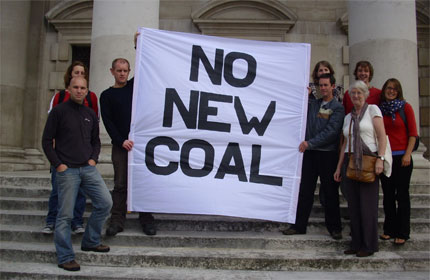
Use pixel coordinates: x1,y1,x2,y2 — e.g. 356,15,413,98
54,165,112,264
46,166,86,229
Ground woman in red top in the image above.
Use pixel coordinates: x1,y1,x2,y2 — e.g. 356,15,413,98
379,78,418,245
49,61,99,116
343,61,381,115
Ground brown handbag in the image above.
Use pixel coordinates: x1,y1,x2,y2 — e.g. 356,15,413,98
346,118,377,183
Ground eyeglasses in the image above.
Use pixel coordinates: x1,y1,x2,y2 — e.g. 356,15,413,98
386,87,398,92
350,91,363,96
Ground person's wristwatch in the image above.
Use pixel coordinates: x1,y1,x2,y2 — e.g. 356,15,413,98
377,155,385,161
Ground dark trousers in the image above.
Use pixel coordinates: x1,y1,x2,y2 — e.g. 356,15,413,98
110,145,154,228
380,155,413,240
344,154,379,253
293,150,341,234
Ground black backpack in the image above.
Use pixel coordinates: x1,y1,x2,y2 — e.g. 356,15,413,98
58,89,94,109
398,107,420,151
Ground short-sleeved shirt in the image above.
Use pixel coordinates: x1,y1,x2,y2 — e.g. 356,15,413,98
342,104,382,153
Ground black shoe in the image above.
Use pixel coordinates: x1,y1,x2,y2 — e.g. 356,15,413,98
281,227,303,235
81,244,110,253
106,224,123,236
356,251,374,257
330,231,342,240
142,223,156,236
344,249,357,255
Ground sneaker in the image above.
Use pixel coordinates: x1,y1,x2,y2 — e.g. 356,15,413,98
73,226,85,234
42,224,54,235
58,260,80,271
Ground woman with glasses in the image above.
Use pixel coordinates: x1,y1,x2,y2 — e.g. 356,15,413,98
379,78,418,245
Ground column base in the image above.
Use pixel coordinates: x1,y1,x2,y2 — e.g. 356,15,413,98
0,146,46,171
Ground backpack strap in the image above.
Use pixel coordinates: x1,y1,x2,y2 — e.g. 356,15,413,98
59,89,95,111
398,107,409,135
58,90,66,104
398,106,420,151
86,92,93,109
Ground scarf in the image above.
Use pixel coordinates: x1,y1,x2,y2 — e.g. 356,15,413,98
379,99,405,121
350,103,372,175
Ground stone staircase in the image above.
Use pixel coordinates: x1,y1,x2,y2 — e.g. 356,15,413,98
0,171,429,279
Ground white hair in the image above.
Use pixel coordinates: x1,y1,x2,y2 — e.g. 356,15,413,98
349,80,369,99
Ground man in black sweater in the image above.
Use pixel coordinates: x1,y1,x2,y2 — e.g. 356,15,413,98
100,58,156,236
42,77,112,271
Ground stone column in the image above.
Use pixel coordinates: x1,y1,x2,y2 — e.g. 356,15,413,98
0,1,30,171
348,0,429,171
89,0,160,175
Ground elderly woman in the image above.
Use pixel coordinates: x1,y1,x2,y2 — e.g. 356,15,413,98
308,60,343,101
379,78,418,245
334,80,387,257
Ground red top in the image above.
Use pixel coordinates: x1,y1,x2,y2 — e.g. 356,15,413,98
383,102,418,152
343,87,382,115
50,90,99,117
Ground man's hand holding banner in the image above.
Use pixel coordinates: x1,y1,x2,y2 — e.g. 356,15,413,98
128,28,310,223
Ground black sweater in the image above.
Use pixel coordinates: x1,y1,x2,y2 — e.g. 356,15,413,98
42,100,100,168
100,78,134,148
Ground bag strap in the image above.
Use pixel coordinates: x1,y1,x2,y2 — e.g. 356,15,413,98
348,117,353,156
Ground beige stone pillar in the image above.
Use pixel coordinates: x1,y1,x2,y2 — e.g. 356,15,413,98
89,0,160,175
0,1,32,171
348,0,429,171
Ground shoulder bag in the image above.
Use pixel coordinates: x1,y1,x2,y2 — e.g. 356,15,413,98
346,118,377,183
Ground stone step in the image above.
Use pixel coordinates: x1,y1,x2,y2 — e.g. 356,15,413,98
0,175,114,189
2,185,430,207
1,261,429,280
0,185,52,198
321,193,430,205
1,210,429,234
1,224,428,252
0,241,428,271
0,182,430,197
1,197,428,220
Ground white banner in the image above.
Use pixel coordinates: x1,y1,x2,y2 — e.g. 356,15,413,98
128,28,310,223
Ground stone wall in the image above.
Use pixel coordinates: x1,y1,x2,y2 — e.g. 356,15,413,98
0,0,428,171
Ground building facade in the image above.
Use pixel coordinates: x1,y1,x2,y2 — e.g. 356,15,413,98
1,0,429,173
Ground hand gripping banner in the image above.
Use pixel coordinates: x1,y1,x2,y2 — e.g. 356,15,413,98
128,28,310,223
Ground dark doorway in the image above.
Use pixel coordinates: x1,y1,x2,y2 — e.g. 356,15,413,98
72,45,91,70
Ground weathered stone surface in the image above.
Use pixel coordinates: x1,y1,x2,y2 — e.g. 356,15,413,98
1,261,429,280
0,172,429,278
